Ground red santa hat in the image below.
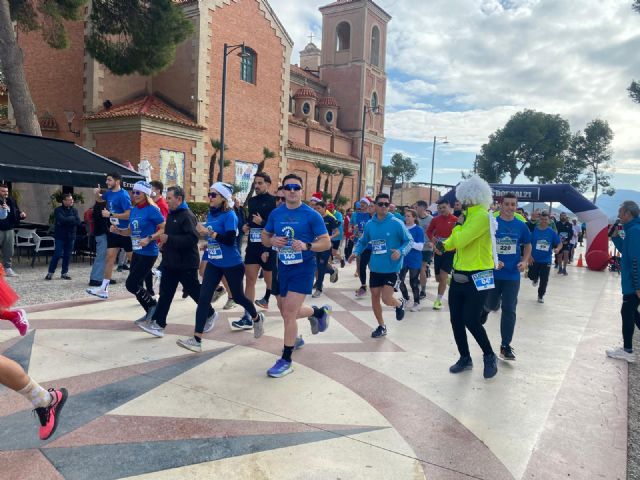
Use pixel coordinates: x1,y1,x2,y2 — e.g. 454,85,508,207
360,197,371,206
310,192,323,203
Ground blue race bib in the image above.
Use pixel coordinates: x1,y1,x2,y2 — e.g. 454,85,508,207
472,270,495,291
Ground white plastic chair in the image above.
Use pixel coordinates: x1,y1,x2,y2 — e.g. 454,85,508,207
31,232,55,267
14,228,35,263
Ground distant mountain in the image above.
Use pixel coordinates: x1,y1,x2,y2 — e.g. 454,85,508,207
596,189,640,221
519,202,569,217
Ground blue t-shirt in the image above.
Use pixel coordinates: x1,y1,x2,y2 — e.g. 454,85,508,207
205,209,242,268
494,216,531,281
265,203,328,270
404,224,424,270
103,189,132,229
333,211,344,240
129,204,164,256
531,227,560,264
351,211,372,250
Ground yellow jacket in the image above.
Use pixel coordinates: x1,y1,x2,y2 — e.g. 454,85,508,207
444,204,495,271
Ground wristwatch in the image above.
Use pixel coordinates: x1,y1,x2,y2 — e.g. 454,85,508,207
305,242,313,251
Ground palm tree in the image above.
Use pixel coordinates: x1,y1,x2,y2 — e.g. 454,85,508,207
333,168,353,204
314,161,332,193
209,139,229,184
246,147,276,200
323,166,338,194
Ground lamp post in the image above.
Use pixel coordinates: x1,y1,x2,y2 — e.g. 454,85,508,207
429,135,449,206
218,42,250,182
358,104,381,200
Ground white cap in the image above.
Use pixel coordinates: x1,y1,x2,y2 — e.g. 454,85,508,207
210,182,235,208
133,181,152,196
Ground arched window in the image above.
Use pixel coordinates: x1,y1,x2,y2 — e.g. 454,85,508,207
371,26,380,66
336,22,350,51
371,92,378,110
240,47,257,84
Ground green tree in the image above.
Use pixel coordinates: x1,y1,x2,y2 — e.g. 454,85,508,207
389,152,417,202
576,119,615,202
476,109,570,184
333,168,352,204
628,2,640,103
556,132,591,193
209,139,228,185
246,147,276,200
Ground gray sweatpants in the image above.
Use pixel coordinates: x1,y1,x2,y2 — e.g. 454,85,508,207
0,229,15,268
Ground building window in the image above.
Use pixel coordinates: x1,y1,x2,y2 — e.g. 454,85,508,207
371,26,380,66
336,22,350,51
325,111,334,124
289,96,293,113
240,47,257,84
302,102,311,115
371,92,378,110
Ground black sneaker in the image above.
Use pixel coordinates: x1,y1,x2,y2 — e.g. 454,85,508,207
500,345,516,361
483,353,498,379
61,274,72,280
45,273,53,281
449,356,473,373
395,298,406,321
371,325,387,338
419,290,427,300
340,259,345,268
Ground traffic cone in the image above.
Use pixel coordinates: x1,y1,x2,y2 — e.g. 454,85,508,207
577,254,584,268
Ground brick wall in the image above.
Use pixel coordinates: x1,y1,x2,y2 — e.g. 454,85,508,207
93,131,142,166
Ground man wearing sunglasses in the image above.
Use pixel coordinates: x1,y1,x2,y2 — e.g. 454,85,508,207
349,193,412,338
262,174,332,378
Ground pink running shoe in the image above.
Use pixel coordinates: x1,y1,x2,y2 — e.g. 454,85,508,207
5,309,29,336
35,388,68,440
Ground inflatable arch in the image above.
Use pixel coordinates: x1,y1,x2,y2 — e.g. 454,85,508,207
441,183,610,271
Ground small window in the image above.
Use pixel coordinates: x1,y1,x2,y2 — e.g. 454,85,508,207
240,47,257,84
289,96,293,113
371,26,380,66
371,92,378,110
302,102,311,115
325,111,334,124
336,22,351,51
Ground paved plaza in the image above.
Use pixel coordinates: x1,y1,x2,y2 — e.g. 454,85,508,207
0,258,630,479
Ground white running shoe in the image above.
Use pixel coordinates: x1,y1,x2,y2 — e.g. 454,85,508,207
330,269,339,283
606,347,635,363
312,289,322,298
139,320,165,338
5,268,16,277
177,337,202,353
152,268,162,286
203,311,219,333
410,302,421,312
86,287,108,299
223,299,236,310
253,312,265,339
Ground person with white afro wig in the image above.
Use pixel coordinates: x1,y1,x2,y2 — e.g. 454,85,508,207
435,175,499,379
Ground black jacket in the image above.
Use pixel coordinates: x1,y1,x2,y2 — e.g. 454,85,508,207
54,206,81,238
92,202,110,236
160,207,200,270
0,197,22,231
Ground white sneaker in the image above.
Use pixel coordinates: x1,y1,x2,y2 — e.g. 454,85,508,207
312,289,322,298
410,302,422,312
177,337,202,353
152,268,162,285
330,269,339,283
606,347,635,363
404,300,414,309
203,311,219,333
135,305,156,326
139,320,165,338
537,297,544,304
253,312,265,339
223,299,236,310
5,268,16,277
86,287,108,299
532,279,538,287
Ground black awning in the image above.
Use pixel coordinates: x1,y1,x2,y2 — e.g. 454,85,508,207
0,131,145,188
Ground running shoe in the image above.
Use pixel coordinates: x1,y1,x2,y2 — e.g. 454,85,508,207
294,335,305,350
267,358,293,378
212,286,226,303
223,299,237,310
449,356,473,373
531,279,539,287
395,298,406,321
312,289,322,298
5,268,16,277
255,297,269,309
433,299,442,310
330,269,339,283
562,269,568,276
483,353,498,379
139,320,165,338
537,297,544,304
410,302,421,313
134,305,156,326
61,274,72,280
8,308,29,336
557,268,563,275
371,325,387,338
176,337,202,353
419,290,427,300
86,287,108,299
253,312,265,339
35,387,68,440
316,305,331,332
606,347,635,363
231,313,253,330
151,268,162,285
355,286,367,298
500,345,516,361
44,273,52,281
308,314,319,335
203,311,219,333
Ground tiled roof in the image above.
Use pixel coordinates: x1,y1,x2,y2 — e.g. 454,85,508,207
293,87,317,99
318,96,339,107
287,140,358,163
290,65,326,86
84,95,204,130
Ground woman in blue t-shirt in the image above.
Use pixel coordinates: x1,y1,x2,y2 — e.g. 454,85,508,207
109,181,165,320
176,183,264,353
399,209,425,312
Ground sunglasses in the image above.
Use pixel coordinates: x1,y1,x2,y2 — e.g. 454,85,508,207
132,191,144,196
377,202,390,207
283,184,302,192
208,192,219,198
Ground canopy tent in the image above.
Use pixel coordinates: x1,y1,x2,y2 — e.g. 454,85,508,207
0,131,144,187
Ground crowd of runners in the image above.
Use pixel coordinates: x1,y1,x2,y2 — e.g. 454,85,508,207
1,171,639,442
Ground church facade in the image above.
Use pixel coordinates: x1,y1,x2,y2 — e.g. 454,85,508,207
8,0,390,204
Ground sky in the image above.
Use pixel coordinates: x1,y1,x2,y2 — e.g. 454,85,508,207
270,0,640,193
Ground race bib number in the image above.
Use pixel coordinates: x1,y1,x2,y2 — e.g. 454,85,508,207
132,235,142,251
249,228,263,243
536,240,550,252
207,241,222,260
278,245,303,265
472,270,495,291
497,237,517,255
371,239,388,255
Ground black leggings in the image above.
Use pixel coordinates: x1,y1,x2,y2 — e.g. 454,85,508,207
125,253,158,312
196,262,257,334
344,238,355,260
527,262,550,298
153,267,214,328
359,248,372,286
621,294,640,351
399,267,420,303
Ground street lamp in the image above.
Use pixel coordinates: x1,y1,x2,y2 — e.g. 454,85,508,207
429,135,449,205
358,104,382,199
218,42,250,182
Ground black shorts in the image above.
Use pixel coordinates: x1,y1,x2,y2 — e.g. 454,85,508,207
331,239,341,250
422,251,433,264
244,243,275,271
434,251,454,275
560,243,572,253
369,271,399,289
107,232,132,252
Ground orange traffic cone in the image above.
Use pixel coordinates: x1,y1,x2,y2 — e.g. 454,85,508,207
577,254,584,267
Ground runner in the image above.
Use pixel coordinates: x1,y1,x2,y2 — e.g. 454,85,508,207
528,211,562,304
145,180,168,295
86,172,132,299
262,174,332,377
480,192,531,361
437,175,498,379
352,199,372,297
138,186,217,337
177,183,265,353
328,203,345,267
312,201,340,298
343,207,354,261
427,199,458,310
416,200,433,300
349,193,412,338
399,209,424,312
555,212,573,275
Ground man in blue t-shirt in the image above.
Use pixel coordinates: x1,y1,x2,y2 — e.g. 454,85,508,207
262,174,331,379
528,211,562,304
481,193,531,361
